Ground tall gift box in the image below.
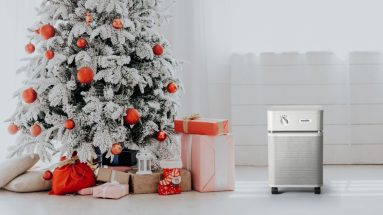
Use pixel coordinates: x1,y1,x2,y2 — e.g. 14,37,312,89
181,134,235,192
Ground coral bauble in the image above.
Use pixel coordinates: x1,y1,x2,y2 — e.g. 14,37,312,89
22,87,37,104
42,170,53,181
76,38,88,49
77,67,94,84
40,24,56,40
64,119,75,130
153,44,164,56
124,108,141,125
30,124,42,137
45,50,54,60
156,131,167,142
25,43,35,54
111,143,122,155
8,124,19,135
167,82,177,93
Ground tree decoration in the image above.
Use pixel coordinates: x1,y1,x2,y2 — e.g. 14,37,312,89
153,44,164,56
42,170,53,181
85,12,92,26
8,124,19,135
40,24,55,40
76,38,88,49
156,131,167,142
25,43,35,54
30,124,42,137
111,143,123,155
22,87,37,104
112,18,123,29
45,50,54,60
167,82,177,93
64,119,75,130
124,108,141,125
77,67,94,84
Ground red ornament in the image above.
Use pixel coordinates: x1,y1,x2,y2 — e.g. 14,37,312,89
111,143,123,155
77,67,94,84
124,108,141,125
167,82,177,93
25,43,35,54
30,124,42,137
42,170,53,181
156,131,167,142
40,24,56,40
22,87,37,104
76,38,88,49
8,124,19,135
45,50,54,60
85,12,92,26
153,44,164,56
112,18,123,29
64,119,75,130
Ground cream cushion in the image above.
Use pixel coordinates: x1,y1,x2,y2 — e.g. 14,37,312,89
0,154,39,188
4,170,51,192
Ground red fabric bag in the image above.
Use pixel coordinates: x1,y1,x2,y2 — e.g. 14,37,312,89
49,156,96,195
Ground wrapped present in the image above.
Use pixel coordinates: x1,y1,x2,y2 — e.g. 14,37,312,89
174,115,229,136
77,187,94,195
96,168,130,184
101,149,138,166
181,134,235,192
93,182,129,199
129,169,191,194
158,160,183,195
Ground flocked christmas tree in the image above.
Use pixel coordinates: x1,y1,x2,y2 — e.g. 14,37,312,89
6,0,183,169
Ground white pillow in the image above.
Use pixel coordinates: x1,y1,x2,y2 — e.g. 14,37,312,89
4,170,51,193
0,154,39,188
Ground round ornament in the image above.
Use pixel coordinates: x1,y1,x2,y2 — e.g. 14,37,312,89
156,131,167,142
45,50,54,60
124,108,140,125
64,119,75,130
40,24,56,40
22,87,37,104
167,82,177,93
42,170,53,180
8,124,19,135
76,38,88,49
30,124,42,137
153,44,164,56
111,143,123,155
112,18,123,29
77,67,94,84
25,43,35,54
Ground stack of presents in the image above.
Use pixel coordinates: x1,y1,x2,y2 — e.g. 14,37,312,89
84,116,235,199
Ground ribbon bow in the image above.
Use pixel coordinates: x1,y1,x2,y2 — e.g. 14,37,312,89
159,169,181,186
182,114,201,133
183,113,201,120
57,156,79,168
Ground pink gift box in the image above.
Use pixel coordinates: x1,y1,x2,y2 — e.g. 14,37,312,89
93,183,129,199
181,134,235,192
77,187,94,195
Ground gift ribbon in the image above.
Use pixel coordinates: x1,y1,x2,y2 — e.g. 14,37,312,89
182,114,201,133
159,168,181,186
57,156,79,168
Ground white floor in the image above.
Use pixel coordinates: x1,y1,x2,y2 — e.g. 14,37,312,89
1,165,383,215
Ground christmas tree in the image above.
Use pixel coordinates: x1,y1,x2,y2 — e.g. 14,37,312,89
6,0,183,168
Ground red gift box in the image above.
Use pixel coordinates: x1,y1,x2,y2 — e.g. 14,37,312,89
174,115,229,136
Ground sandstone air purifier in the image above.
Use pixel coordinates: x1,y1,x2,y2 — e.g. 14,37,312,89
268,105,323,194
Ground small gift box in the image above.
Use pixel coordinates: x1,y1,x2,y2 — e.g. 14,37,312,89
181,134,235,192
174,114,229,136
93,182,129,199
96,168,130,184
101,149,138,166
158,160,183,195
77,187,94,195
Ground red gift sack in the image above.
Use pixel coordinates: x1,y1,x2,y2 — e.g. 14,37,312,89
49,156,96,195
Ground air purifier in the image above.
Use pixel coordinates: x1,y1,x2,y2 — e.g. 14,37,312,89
268,105,323,194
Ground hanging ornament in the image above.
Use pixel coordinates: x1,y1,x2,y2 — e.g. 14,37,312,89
64,119,75,130
42,170,53,181
8,123,19,135
76,38,88,49
124,108,141,125
77,67,94,84
30,124,42,137
153,44,164,56
167,82,177,93
22,87,37,104
85,12,92,26
111,143,123,155
45,50,54,60
156,131,167,142
25,43,35,54
112,18,123,29
40,24,56,40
